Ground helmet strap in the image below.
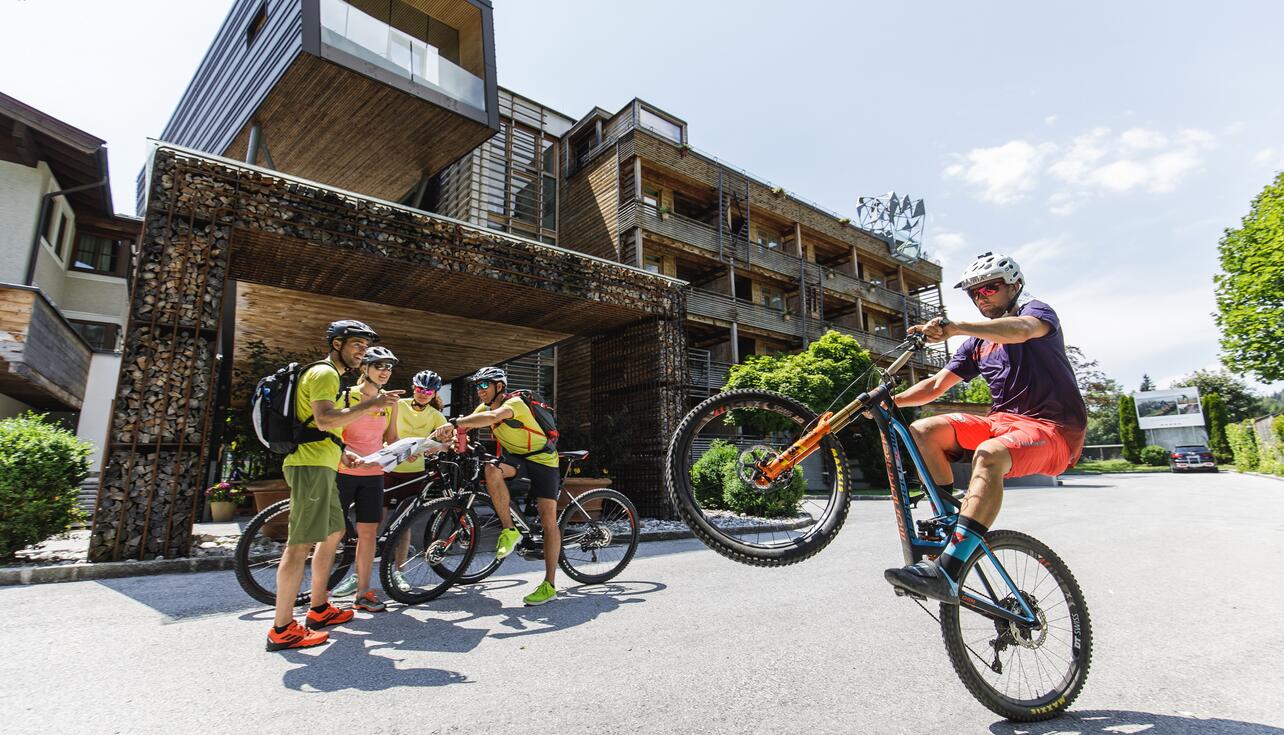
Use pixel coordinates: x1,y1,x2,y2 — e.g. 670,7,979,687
1003,282,1025,315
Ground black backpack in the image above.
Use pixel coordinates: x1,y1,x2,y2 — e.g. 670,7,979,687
499,389,559,457
251,360,346,455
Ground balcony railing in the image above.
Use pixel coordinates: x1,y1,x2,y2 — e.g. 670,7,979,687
320,0,486,111
0,284,91,410
687,349,732,396
686,289,803,337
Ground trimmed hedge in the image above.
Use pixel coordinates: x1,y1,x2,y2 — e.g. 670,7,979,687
688,439,806,517
1226,420,1260,472
0,413,93,558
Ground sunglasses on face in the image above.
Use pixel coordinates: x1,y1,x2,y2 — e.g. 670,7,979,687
368,362,394,371
968,282,1003,299
474,381,493,391
413,387,436,396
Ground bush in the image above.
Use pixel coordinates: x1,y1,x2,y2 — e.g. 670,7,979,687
1118,395,1143,464
0,413,93,558
720,459,806,518
1140,445,1169,467
1226,421,1260,472
690,440,738,510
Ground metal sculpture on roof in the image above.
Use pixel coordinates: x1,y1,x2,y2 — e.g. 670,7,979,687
855,192,926,264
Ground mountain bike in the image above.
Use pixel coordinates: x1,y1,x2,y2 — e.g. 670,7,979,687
664,333,1092,722
233,470,477,607
421,442,640,587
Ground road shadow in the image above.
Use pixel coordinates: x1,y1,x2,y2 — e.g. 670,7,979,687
279,629,472,693
421,578,666,640
97,568,263,621
990,710,1284,734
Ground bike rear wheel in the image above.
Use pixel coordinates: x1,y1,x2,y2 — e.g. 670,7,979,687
429,494,505,585
233,499,354,607
939,530,1093,721
558,488,639,585
665,389,851,566
379,497,478,605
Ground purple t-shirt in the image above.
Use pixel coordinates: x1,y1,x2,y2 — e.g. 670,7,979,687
945,300,1087,430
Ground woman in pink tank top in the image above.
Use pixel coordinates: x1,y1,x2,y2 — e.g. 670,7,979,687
334,346,400,612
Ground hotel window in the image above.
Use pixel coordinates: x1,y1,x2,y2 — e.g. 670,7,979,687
756,226,781,250
642,184,661,210
758,285,785,311
639,107,683,144
69,320,120,352
48,212,69,261
73,234,123,276
643,253,664,274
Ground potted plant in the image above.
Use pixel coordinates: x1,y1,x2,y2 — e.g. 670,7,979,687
679,142,692,157
838,217,850,225
657,204,671,220
771,186,784,197
205,481,244,523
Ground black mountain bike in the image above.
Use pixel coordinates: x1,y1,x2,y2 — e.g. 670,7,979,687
664,333,1092,722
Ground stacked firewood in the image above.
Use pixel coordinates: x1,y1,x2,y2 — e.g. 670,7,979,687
111,327,212,446
132,217,227,331
88,450,200,561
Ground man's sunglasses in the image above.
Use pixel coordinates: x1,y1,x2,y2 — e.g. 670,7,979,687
368,362,395,371
474,380,493,390
968,282,1004,299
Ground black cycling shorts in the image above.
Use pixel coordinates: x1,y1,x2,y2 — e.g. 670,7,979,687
498,454,560,501
338,473,384,524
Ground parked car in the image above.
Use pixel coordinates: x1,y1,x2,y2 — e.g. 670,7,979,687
1169,445,1217,472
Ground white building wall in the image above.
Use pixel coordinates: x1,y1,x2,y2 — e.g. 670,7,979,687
61,272,128,321
75,352,121,473
0,160,51,284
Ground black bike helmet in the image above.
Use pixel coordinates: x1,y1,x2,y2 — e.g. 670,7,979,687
412,370,442,392
325,319,380,346
470,366,507,385
360,346,398,367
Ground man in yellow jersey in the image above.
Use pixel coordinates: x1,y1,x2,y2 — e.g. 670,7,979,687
266,320,402,651
435,366,560,606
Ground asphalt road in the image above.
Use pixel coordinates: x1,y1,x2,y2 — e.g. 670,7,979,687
5,471,1283,735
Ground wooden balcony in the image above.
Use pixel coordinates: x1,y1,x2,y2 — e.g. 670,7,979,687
0,285,91,410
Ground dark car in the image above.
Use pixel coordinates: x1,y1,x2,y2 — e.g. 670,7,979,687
1169,445,1217,472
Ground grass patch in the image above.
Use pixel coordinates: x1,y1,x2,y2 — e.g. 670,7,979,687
1064,459,1172,474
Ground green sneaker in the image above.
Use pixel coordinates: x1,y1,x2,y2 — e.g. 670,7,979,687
496,527,522,560
391,570,410,593
523,581,557,606
332,574,358,597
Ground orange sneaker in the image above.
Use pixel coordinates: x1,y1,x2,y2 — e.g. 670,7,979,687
305,603,354,630
353,590,387,613
266,621,329,652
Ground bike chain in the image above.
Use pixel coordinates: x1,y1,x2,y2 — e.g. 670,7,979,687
907,594,1000,673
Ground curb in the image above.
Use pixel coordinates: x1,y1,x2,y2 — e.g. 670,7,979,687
1235,470,1284,483
0,555,235,587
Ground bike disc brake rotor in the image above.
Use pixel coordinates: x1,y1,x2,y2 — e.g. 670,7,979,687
579,522,613,551
994,592,1047,650
423,539,449,565
736,445,792,493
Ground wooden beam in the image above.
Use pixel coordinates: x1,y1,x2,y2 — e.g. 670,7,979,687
10,121,40,167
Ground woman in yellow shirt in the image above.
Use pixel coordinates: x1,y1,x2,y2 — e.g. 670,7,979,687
383,370,448,591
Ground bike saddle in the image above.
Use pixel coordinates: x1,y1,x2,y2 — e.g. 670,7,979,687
559,450,589,461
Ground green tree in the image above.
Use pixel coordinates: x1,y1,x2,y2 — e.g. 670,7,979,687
1201,393,1231,462
1226,420,1260,471
1171,369,1262,423
1215,171,1284,382
961,377,992,404
1138,374,1155,392
724,331,888,486
1068,346,1123,445
1118,395,1143,464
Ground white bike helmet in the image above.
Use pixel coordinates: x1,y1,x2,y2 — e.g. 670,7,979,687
954,252,1023,290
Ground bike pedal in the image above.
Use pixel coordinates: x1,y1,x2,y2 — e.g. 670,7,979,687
893,587,926,601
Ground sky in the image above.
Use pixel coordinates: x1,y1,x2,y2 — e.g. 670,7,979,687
3,0,1281,394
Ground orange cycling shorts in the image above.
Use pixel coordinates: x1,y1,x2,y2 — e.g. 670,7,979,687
943,412,1083,478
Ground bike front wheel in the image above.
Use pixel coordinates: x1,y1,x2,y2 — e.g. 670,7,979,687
379,497,478,606
558,488,639,585
233,499,354,607
665,389,851,567
939,530,1093,722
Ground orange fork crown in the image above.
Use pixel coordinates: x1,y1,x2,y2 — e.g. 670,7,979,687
756,412,836,485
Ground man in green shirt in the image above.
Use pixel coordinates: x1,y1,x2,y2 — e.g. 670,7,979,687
267,320,403,652
435,367,561,606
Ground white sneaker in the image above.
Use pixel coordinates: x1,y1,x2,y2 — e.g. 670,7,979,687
391,570,411,593
331,574,358,597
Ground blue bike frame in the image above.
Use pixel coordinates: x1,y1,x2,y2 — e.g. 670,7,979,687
868,398,1040,629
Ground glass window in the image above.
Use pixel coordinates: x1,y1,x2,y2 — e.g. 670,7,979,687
541,175,557,230
511,125,537,172
758,285,785,311
51,213,69,261
756,226,781,250
74,234,120,274
639,107,683,144
643,254,664,274
511,174,538,225
642,184,661,209
541,138,556,175
69,320,119,351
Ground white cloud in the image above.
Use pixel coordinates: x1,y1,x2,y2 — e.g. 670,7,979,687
943,140,1055,204
1044,115,1058,126
1254,147,1284,170
947,125,1217,213
931,230,969,259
